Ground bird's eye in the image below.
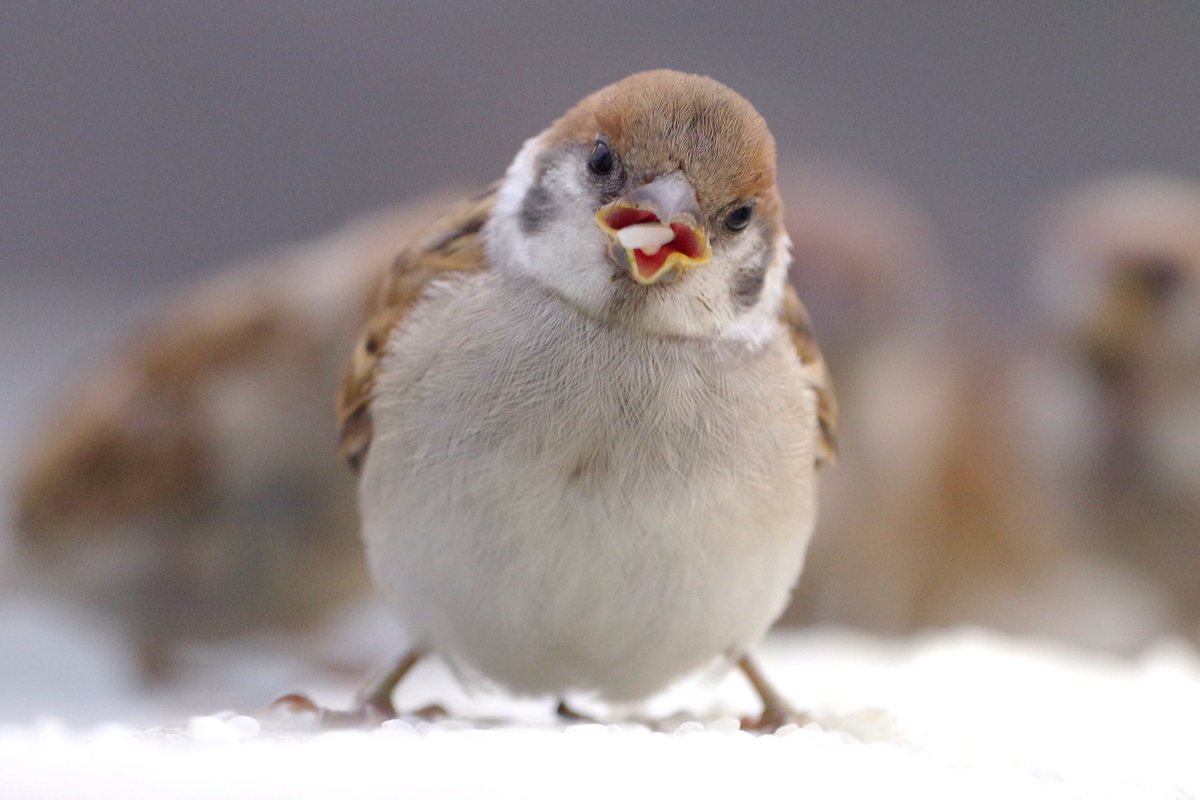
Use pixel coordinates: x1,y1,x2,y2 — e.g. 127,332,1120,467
725,203,754,232
588,140,615,176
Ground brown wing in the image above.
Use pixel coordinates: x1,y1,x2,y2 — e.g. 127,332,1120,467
337,184,499,470
781,283,839,466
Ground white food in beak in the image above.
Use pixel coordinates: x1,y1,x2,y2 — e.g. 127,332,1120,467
616,223,676,257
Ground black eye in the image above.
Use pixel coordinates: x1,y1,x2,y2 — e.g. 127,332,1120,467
588,140,614,176
725,203,754,232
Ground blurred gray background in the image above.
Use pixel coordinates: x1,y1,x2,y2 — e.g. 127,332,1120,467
2,1,1199,478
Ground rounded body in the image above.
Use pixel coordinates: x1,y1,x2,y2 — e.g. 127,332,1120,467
361,272,817,700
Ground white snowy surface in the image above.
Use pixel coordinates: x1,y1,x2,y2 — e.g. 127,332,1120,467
2,604,1198,799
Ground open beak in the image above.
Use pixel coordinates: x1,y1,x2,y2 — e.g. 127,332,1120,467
595,170,712,285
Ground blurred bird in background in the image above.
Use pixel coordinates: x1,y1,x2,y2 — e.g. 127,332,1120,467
775,157,964,631
1019,175,1200,644
10,195,459,680
772,161,1132,647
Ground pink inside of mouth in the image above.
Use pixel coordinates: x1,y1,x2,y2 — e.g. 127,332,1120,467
603,208,704,280
631,223,703,279
604,207,660,230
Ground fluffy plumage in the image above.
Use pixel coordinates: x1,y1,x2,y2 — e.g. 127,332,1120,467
342,70,835,717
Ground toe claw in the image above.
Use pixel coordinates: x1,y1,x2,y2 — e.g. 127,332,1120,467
266,691,447,729
410,703,448,721
555,700,595,723
740,705,805,734
269,693,321,714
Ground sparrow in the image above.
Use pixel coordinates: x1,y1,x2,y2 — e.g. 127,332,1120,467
1020,174,1200,641
319,70,838,730
11,196,457,680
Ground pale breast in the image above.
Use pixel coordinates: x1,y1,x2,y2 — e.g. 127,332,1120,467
360,272,818,700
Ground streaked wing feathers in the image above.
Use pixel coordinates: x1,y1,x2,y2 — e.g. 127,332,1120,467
337,185,499,470
781,284,839,466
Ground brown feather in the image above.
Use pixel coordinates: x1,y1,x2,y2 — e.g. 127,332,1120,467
781,283,839,466
15,197,452,540
545,70,776,217
337,186,499,469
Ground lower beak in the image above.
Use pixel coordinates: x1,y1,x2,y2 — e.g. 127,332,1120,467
595,171,712,285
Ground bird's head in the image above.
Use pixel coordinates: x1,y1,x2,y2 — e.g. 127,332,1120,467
487,70,788,343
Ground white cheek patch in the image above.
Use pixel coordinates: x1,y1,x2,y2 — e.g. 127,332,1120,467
546,160,591,207
488,145,620,318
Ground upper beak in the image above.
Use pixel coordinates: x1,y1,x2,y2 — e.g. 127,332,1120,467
595,170,712,285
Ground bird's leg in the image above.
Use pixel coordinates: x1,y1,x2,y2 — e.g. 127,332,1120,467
271,647,443,728
350,649,426,719
737,653,805,733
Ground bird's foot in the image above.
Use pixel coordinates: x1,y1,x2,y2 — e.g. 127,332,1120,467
735,652,808,734
555,699,597,723
408,703,450,722
269,692,392,728
268,692,448,729
739,702,808,734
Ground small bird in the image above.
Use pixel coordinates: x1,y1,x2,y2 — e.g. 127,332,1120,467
1021,174,1200,642
12,197,456,680
323,70,837,729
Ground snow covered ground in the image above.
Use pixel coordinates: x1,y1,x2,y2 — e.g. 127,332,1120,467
1,599,1198,799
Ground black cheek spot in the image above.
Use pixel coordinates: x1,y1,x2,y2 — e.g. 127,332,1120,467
519,161,556,235
731,262,769,308
730,226,774,307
